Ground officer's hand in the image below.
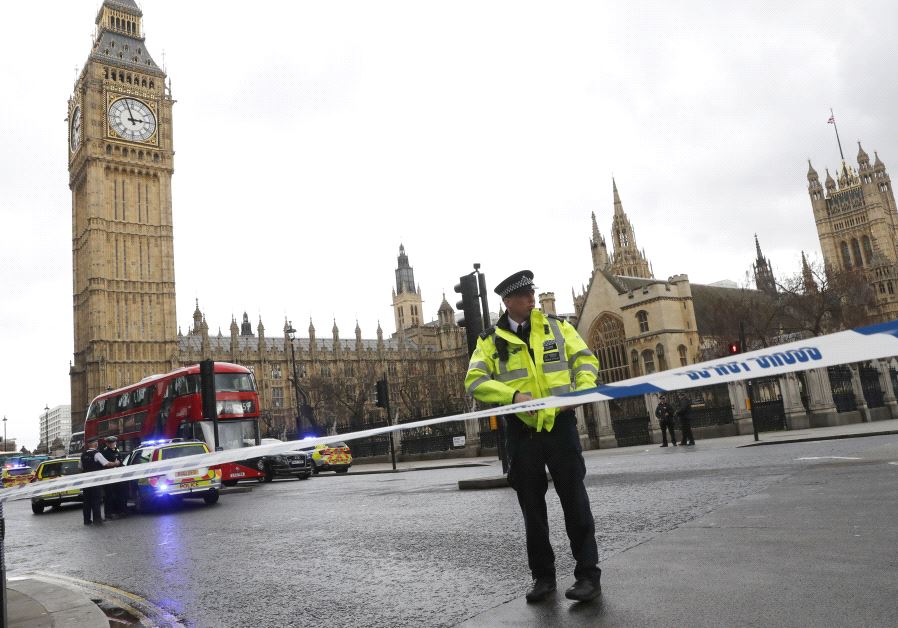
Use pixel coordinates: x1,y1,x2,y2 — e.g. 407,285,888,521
513,391,536,415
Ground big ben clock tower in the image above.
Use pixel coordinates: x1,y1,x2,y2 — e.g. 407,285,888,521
69,0,177,428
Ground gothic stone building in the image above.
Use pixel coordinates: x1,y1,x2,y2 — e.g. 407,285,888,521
808,145,898,321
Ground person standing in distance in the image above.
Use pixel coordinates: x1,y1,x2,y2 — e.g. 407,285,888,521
80,438,121,526
655,395,677,447
676,391,696,446
465,270,602,603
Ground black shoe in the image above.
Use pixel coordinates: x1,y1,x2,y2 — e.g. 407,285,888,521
660,444,668,447
672,442,678,446
565,578,602,602
83,521,92,526
687,442,695,446
525,578,556,603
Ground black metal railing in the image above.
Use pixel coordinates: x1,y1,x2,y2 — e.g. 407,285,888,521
399,420,467,455
748,377,786,432
859,364,884,408
609,395,650,447
828,365,857,412
336,420,389,458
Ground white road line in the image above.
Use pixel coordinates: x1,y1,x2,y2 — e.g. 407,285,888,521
794,456,862,461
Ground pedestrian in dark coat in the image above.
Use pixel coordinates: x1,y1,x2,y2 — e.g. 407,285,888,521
676,392,695,446
655,395,677,447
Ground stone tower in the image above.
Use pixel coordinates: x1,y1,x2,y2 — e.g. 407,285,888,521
809,145,898,320
609,179,653,279
752,234,777,295
69,0,177,427
392,244,424,330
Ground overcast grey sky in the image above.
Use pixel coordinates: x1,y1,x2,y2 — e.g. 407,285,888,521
2,1,897,448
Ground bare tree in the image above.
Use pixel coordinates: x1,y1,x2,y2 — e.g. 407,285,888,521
778,258,876,335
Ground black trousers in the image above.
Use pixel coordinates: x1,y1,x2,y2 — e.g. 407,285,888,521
660,419,677,445
104,482,126,516
506,410,600,581
82,486,102,524
679,417,695,445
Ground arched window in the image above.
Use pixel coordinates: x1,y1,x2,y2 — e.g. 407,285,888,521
630,350,641,377
862,236,874,264
636,310,649,333
588,313,630,383
642,349,656,374
655,343,667,371
841,241,852,270
678,345,688,366
851,238,863,268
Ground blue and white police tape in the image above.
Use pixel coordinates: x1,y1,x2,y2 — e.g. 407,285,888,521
3,318,898,503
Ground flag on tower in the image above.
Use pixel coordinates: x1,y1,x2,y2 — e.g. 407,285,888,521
827,114,835,124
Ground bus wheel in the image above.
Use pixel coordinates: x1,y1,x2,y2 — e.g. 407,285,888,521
31,502,45,515
203,490,219,505
263,468,274,483
222,479,238,487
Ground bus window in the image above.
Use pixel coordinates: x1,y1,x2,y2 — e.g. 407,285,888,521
117,392,132,412
132,385,154,408
172,376,196,397
215,373,256,392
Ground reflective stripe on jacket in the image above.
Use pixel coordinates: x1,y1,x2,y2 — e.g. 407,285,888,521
464,309,599,432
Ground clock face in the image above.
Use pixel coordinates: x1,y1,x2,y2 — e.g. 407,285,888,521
107,97,156,142
70,106,82,152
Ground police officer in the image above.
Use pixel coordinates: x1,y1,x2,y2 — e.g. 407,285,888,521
99,436,127,518
676,391,696,446
81,439,121,526
655,395,677,447
465,270,602,603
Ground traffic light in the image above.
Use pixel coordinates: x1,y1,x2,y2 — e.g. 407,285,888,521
727,341,741,355
454,273,483,356
375,378,389,409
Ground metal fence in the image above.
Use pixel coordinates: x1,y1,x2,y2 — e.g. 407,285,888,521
398,419,467,455
858,364,884,408
828,365,857,412
336,420,389,458
749,376,786,432
686,384,734,429
609,396,650,447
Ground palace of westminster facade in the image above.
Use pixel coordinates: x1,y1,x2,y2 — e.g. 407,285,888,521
69,1,898,442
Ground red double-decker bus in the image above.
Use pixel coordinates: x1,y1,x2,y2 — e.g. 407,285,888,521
83,362,263,484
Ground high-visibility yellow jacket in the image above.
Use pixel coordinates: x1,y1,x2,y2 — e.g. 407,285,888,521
464,309,600,432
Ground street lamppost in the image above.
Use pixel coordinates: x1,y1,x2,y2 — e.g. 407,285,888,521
43,405,50,455
2,416,6,452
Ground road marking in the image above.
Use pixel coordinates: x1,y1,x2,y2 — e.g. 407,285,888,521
794,456,861,461
888,462,898,466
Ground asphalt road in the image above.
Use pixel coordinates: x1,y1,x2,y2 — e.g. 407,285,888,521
4,435,896,627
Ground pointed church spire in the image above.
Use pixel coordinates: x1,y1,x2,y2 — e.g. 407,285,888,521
608,179,652,278
801,251,817,293
752,234,776,295
590,211,610,271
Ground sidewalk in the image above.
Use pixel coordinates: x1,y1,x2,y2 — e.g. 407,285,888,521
7,576,108,628
459,420,898,627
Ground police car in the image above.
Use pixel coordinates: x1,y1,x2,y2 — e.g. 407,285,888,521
30,457,83,514
308,441,352,474
122,439,221,511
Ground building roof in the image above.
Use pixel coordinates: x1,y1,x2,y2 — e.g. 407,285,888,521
90,31,164,77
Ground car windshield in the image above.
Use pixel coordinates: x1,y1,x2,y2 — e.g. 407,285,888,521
40,461,80,478
7,468,32,476
326,442,348,448
159,444,207,460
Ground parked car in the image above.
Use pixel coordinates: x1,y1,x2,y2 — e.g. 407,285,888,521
256,438,313,482
30,457,83,514
308,441,352,474
122,439,221,512
1,466,34,488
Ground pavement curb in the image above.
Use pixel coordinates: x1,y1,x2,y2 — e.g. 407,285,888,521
8,577,108,628
737,429,898,447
